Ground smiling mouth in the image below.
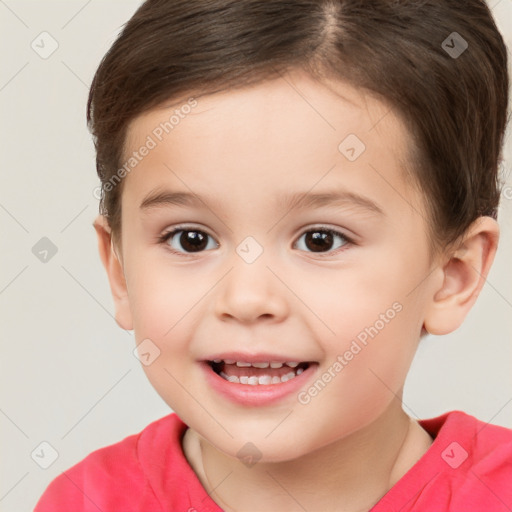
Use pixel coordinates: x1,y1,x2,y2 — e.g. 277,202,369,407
208,360,313,385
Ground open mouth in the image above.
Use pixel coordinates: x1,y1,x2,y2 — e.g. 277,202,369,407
208,360,313,385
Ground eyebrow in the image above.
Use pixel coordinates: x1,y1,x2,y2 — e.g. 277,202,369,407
139,188,385,216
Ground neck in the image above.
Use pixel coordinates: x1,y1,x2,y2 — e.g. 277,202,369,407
183,400,433,512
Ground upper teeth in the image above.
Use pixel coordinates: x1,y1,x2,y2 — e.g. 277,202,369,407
212,359,300,368
220,371,303,385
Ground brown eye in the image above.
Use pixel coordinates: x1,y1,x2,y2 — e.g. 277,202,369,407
163,228,217,254
295,228,350,254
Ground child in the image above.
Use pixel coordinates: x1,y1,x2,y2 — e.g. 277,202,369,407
35,0,511,510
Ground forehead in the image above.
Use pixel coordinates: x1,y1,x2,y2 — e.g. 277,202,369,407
122,69,422,219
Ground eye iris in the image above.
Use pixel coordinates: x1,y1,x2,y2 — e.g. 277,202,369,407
180,230,207,252
306,231,333,252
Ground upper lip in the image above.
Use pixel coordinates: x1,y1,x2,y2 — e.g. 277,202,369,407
203,352,316,363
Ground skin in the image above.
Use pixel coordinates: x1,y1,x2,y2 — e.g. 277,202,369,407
94,68,499,511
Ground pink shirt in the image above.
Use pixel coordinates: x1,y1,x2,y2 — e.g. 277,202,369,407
34,410,512,511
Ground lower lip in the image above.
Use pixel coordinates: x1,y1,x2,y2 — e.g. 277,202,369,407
201,361,318,406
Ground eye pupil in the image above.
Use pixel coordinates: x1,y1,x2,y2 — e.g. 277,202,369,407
306,231,333,252
180,231,207,252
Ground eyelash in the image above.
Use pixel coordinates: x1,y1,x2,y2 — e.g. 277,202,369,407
157,224,354,258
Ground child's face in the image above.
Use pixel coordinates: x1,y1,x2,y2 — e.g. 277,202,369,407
114,69,441,461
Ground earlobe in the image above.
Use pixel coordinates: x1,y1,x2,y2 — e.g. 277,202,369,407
93,215,133,331
423,217,499,336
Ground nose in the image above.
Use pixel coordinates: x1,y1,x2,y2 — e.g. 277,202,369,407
214,256,290,324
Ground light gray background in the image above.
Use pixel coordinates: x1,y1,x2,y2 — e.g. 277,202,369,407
1,1,511,511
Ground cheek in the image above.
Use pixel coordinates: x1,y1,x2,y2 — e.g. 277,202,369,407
301,250,425,394
126,262,205,409
302,313,418,444
302,260,414,341
127,258,201,339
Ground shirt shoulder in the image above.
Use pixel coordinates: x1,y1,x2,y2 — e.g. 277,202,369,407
33,413,184,512
373,410,512,512
421,409,512,476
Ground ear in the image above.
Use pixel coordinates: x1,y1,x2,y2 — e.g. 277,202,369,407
423,216,499,335
93,215,133,331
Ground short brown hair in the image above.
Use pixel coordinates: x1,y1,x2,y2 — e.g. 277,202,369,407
87,0,509,251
